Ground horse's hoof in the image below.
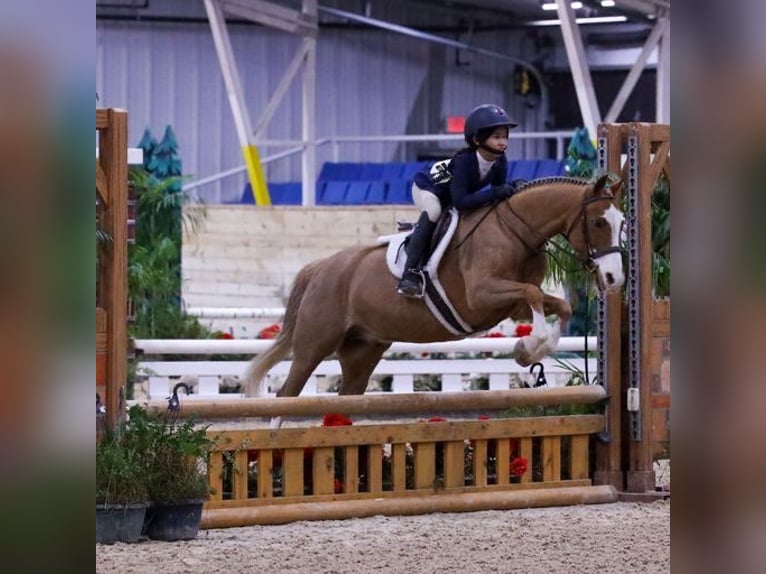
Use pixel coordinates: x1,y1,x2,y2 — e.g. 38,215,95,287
513,339,534,367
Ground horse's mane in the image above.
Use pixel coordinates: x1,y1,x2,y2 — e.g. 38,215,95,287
513,175,589,194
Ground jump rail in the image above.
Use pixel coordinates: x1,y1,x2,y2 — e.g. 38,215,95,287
134,336,598,399
134,336,596,355
139,384,606,419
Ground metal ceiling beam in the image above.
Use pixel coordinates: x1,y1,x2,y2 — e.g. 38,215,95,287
301,0,318,206
604,17,667,123
318,4,545,89
556,0,601,138
656,16,669,123
221,0,317,35
204,0,270,205
203,0,318,205
253,40,311,139
615,0,670,16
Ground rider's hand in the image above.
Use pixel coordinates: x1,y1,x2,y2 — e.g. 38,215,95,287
491,183,514,200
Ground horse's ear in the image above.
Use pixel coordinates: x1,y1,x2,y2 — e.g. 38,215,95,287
592,173,610,195
609,177,624,204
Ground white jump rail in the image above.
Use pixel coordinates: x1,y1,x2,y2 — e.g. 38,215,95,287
134,337,598,400
134,336,596,355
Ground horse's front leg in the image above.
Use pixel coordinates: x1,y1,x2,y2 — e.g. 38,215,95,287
466,278,557,366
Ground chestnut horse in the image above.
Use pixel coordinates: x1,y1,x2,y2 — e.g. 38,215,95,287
244,174,624,398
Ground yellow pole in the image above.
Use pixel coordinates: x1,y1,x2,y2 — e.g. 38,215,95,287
243,144,270,205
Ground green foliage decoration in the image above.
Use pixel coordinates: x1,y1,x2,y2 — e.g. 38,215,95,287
128,126,207,340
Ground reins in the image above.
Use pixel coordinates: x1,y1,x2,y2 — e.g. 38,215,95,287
453,201,502,250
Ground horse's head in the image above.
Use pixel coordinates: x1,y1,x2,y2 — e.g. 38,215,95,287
566,174,625,292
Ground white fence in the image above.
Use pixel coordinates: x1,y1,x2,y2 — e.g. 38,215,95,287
134,337,598,400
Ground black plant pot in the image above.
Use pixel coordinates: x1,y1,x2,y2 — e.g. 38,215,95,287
96,503,148,544
143,499,205,541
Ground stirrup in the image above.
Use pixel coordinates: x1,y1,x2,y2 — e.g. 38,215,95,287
397,270,425,299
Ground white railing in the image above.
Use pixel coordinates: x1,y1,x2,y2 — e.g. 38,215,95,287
133,337,598,400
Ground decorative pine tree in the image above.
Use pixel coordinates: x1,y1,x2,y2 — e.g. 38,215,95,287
564,127,597,179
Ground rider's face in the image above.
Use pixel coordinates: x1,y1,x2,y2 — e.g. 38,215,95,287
476,127,509,158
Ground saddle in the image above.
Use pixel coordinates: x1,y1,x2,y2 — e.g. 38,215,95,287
377,208,475,336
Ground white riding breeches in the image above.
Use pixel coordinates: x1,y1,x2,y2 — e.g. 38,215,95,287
411,183,442,223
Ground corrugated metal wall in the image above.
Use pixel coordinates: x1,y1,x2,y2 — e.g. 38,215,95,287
97,18,548,203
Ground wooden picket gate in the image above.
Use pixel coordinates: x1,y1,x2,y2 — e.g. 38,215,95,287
174,387,617,528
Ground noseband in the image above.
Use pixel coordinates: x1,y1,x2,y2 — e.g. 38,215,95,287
564,193,623,273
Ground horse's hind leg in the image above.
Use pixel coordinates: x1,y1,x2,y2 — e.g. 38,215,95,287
336,338,391,396
269,338,341,428
276,328,345,397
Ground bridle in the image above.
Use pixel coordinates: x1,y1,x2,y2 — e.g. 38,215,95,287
563,191,623,274
458,184,624,280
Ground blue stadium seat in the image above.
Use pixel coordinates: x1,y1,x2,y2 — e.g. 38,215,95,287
239,184,256,204
283,183,302,205
267,184,283,204
534,159,566,178
316,180,327,203
346,181,371,205
359,163,385,180
365,181,386,204
317,162,363,181
320,181,350,205
508,160,539,182
268,182,302,205
386,180,412,204
380,162,405,180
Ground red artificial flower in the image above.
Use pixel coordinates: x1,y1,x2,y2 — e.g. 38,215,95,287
215,331,234,339
477,415,490,420
509,456,529,477
426,416,447,423
322,413,354,427
514,324,533,337
257,323,282,339
334,478,343,494
484,331,504,338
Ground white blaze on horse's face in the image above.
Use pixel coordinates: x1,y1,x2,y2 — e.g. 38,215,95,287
595,204,625,290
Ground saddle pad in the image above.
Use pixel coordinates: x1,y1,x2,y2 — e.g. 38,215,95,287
380,208,460,279
377,209,474,336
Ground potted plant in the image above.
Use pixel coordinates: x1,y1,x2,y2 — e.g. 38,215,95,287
96,426,149,544
125,402,214,541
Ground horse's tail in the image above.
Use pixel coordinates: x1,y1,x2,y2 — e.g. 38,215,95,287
243,262,318,397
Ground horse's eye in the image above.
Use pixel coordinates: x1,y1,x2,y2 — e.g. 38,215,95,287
592,218,606,229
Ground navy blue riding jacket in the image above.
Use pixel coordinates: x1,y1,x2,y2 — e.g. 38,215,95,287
413,148,509,211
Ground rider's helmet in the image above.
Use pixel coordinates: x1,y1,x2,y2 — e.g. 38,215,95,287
464,104,518,147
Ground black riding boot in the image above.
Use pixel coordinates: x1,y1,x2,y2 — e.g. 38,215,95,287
396,212,436,298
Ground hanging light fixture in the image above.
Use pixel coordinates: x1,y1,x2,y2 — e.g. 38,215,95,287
542,1,584,10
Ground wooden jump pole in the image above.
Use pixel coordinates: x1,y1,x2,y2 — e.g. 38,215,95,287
200,485,617,528
138,385,607,419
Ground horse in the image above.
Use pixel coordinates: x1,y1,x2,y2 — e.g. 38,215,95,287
243,173,625,399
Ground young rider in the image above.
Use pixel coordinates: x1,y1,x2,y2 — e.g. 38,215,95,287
396,103,519,298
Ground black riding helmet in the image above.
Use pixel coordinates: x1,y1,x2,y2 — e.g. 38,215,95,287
464,104,518,147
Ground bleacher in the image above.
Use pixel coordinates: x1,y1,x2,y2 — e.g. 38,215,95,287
237,158,566,205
